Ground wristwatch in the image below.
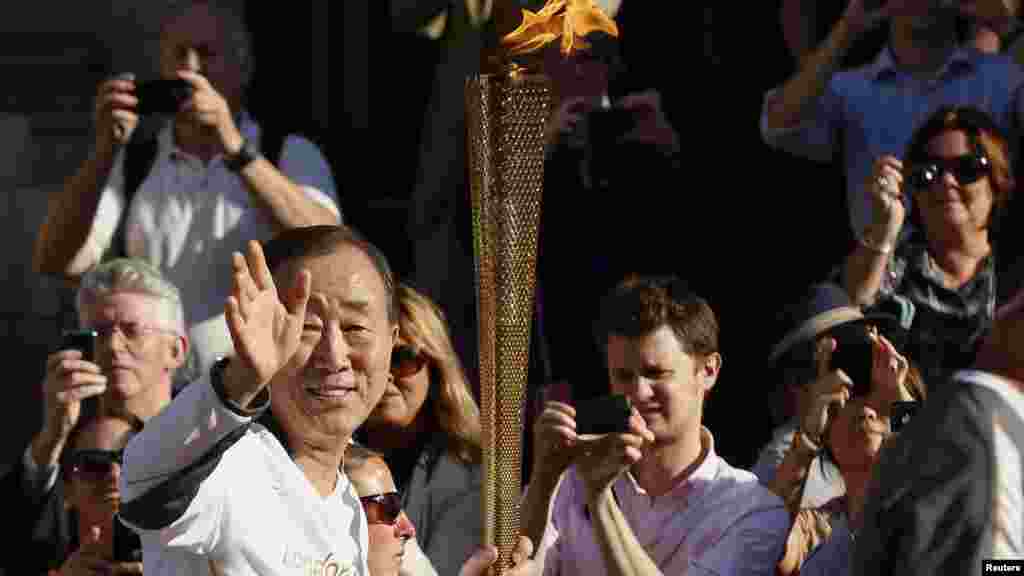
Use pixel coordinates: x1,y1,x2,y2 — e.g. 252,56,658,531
224,138,260,172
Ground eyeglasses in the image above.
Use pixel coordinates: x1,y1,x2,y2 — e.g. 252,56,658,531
87,321,177,352
390,345,427,378
908,152,991,190
359,492,404,525
66,449,124,483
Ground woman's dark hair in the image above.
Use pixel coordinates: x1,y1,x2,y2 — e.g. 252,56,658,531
60,413,145,477
904,106,1015,235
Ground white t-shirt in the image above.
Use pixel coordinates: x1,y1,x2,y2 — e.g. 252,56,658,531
119,373,369,576
84,113,340,376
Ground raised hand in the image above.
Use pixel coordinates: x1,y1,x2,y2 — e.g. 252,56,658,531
870,332,911,409
865,155,906,249
33,349,108,468
574,408,654,502
224,240,311,406
176,70,244,156
800,337,853,446
531,401,581,484
94,74,139,151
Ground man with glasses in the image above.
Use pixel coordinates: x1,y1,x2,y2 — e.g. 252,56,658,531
4,257,188,575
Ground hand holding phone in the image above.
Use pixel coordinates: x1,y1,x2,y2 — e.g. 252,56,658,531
62,329,97,363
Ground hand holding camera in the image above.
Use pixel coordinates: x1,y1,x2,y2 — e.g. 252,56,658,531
575,397,653,501
35,331,105,463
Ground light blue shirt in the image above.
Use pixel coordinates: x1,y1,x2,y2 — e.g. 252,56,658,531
761,46,1024,236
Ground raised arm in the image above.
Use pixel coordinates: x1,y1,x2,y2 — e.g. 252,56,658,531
842,156,905,306
34,76,138,279
763,0,883,132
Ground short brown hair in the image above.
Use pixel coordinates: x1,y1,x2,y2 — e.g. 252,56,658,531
904,106,1015,234
262,225,398,323
595,275,719,358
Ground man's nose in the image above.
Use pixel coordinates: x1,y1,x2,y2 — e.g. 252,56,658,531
313,326,353,370
178,48,202,72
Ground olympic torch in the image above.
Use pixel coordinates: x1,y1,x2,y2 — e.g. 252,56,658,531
467,2,618,573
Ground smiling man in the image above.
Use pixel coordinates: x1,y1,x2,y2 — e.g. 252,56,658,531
522,275,790,575
118,225,398,575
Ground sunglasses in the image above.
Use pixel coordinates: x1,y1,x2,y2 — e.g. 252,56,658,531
390,345,427,378
908,152,991,190
66,449,124,483
360,492,403,525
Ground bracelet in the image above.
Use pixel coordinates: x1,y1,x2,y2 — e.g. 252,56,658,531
858,233,893,255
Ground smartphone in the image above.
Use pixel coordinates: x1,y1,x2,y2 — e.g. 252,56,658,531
135,78,193,116
61,329,97,363
891,401,920,434
576,394,633,435
113,516,143,562
828,323,874,399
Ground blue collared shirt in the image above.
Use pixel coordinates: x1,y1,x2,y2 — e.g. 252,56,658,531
761,46,1024,236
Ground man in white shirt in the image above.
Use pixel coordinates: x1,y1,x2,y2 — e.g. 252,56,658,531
119,226,395,574
522,275,790,576
33,1,340,379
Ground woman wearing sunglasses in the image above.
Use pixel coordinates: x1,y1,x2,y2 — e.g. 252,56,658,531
772,325,926,576
358,284,482,576
50,413,143,576
842,105,1016,388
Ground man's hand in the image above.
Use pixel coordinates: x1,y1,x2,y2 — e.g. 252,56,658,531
33,350,108,468
223,240,311,408
93,74,139,152
458,537,536,576
531,401,581,485
618,91,679,157
575,408,653,502
177,70,244,156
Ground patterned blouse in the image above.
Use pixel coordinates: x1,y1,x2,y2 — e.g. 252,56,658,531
869,233,996,387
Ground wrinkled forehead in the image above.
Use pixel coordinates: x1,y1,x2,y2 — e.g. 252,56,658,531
350,457,397,496
279,249,390,321
79,291,175,327
159,3,228,50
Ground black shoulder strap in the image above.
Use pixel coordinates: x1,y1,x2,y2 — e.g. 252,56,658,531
109,128,160,260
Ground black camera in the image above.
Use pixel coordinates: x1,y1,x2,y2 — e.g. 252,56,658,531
828,323,875,399
62,329,97,363
576,394,633,436
890,401,920,434
135,78,193,116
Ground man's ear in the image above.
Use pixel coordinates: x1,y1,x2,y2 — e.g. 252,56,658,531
700,352,722,391
168,335,189,370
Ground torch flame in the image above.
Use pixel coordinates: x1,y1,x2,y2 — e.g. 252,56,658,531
500,0,619,58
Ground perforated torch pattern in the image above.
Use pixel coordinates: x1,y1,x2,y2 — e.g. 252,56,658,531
466,71,552,575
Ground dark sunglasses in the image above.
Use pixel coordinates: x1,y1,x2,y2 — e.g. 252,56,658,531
360,492,403,525
66,449,124,482
908,152,991,190
390,345,427,378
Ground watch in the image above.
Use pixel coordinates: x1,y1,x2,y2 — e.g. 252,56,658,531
224,138,260,172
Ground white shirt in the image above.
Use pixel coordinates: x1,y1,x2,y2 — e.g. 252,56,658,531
535,428,790,575
120,373,369,576
85,114,340,375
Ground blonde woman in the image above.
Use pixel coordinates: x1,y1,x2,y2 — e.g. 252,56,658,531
359,284,482,576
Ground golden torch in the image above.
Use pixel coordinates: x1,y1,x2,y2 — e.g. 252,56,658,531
467,2,618,573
